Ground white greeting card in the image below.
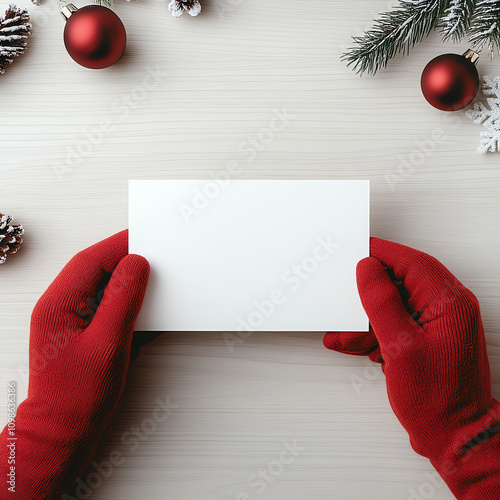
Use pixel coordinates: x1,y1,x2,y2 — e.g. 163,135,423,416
129,179,369,332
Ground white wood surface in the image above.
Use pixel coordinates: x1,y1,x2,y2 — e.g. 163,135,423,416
1,0,500,498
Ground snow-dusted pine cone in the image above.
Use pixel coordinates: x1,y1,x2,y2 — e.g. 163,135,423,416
168,0,201,17
0,4,31,75
0,214,24,264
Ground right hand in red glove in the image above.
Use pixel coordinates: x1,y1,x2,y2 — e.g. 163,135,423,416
324,238,500,499
0,230,150,500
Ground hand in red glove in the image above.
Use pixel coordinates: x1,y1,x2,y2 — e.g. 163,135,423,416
0,230,150,499
324,238,500,499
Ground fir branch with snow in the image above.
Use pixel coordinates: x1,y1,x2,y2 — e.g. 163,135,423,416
0,4,31,75
466,75,500,153
342,0,448,75
440,0,475,41
344,0,500,74
469,0,500,56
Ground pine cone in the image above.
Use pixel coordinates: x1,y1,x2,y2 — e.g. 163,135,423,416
168,0,201,18
0,214,24,264
0,4,31,75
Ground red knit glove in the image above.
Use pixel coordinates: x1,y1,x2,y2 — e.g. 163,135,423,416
324,238,500,499
0,230,150,499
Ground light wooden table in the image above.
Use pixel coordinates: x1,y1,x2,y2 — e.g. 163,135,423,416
1,0,499,498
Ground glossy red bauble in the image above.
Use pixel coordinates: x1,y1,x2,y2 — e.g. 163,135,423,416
421,52,479,111
62,4,126,69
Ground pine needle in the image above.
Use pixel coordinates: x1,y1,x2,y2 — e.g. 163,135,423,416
342,0,448,75
469,0,500,56
440,0,475,41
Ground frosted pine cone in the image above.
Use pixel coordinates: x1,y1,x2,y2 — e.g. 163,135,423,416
168,0,201,17
0,4,31,75
0,213,24,264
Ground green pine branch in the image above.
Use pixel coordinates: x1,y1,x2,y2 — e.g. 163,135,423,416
469,0,500,56
342,0,448,75
440,0,476,41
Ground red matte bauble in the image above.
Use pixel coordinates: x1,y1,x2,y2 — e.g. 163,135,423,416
421,53,479,111
63,5,126,69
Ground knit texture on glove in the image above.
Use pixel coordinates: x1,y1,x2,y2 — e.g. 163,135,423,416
325,238,500,499
0,230,149,499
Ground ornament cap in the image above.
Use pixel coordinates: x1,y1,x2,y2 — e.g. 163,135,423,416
463,49,480,65
60,3,78,21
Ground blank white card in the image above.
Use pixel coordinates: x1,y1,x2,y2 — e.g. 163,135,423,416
129,180,369,332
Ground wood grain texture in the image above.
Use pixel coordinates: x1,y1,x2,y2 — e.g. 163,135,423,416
1,0,499,498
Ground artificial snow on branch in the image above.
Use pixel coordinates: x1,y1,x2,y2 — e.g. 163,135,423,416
469,0,500,55
342,0,447,75
344,0,500,75
466,75,500,152
440,0,475,41
0,4,31,75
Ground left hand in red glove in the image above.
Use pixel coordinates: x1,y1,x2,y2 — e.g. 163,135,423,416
324,237,500,499
0,230,150,499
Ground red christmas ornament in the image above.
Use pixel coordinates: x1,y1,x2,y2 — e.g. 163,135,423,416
61,3,126,69
421,50,480,111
